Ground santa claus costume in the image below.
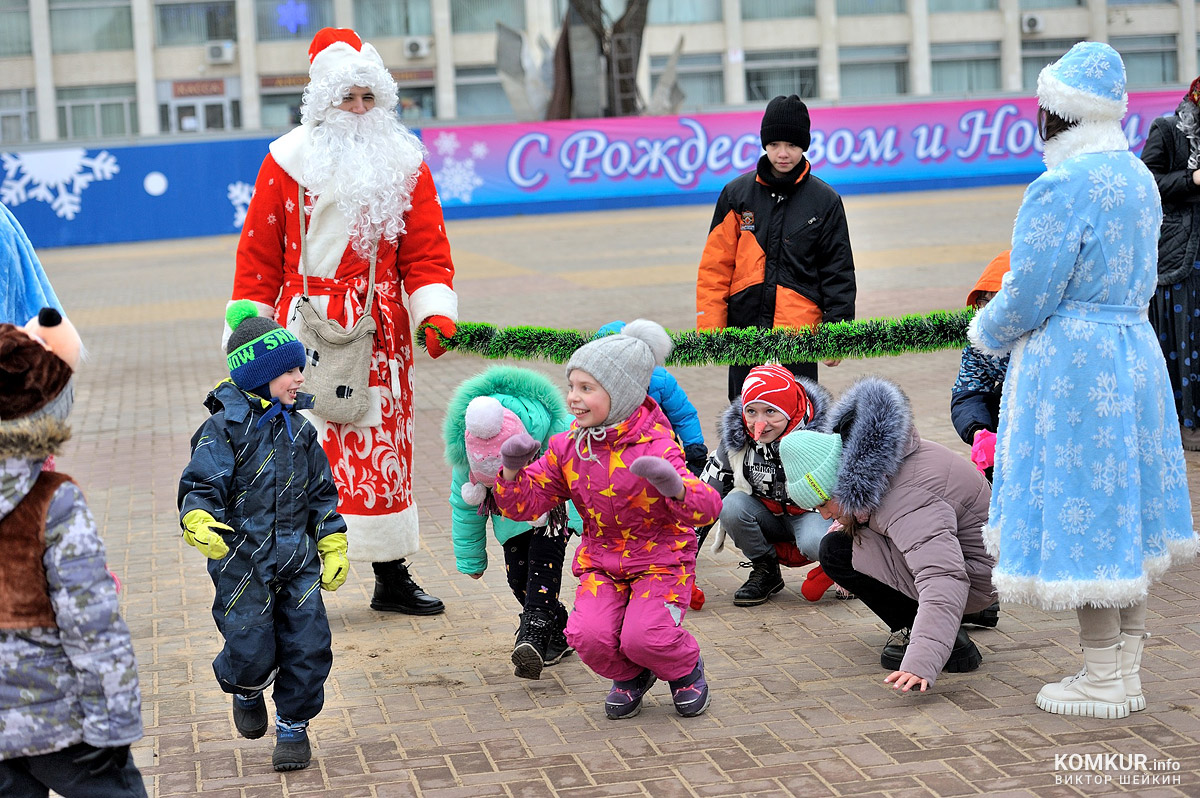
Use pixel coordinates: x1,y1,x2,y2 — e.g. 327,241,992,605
230,27,457,614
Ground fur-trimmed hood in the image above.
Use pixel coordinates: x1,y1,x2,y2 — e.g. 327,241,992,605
443,366,570,469
821,376,915,519
0,415,71,460
716,375,833,455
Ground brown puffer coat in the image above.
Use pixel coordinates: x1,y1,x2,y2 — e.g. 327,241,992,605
825,377,996,685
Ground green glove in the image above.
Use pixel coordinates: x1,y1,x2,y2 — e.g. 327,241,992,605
181,509,231,560
317,532,348,591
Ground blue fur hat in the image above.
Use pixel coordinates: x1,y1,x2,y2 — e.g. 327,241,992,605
1037,41,1127,124
225,300,306,392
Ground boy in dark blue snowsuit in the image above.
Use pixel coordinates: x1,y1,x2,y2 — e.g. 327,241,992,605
178,301,348,773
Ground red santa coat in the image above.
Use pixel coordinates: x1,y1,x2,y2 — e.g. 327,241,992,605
231,125,457,563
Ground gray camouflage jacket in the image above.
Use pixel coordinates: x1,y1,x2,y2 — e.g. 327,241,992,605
0,416,143,759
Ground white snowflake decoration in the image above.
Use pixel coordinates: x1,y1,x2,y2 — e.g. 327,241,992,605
435,156,484,203
469,141,489,159
228,180,253,228
1,148,119,220
433,132,461,157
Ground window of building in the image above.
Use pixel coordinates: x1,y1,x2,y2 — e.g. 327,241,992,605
836,0,905,15
650,52,724,110
1019,0,1081,9
551,0,623,27
451,0,523,34
455,66,512,118
0,0,32,57
1021,37,1072,90
261,91,302,128
56,84,137,139
840,45,908,98
742,0,815,19
49,0,133,53
929,0,995,10
0,89,37,144
1112,35,1177,87
931,41,1000,94
155,1,235,45
744,50,818,101
255,0,332,41
355,0,432,37
647,0,722,24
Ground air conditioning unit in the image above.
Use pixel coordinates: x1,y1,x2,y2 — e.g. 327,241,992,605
1020,13,1044,35
403,35,432,59
205,40,236,64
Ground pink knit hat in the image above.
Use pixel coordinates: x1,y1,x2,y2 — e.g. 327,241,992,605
463,396,529,491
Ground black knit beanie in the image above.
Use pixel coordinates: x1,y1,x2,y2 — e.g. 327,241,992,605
761,94,812,150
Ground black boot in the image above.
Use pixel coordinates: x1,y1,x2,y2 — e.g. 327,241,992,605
881,626,982,673
370,559,445,615
733,554,784,606
512,609,554,680
962,601,1000,628
543,605,574,667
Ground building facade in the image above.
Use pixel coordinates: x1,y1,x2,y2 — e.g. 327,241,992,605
0,0,1194,144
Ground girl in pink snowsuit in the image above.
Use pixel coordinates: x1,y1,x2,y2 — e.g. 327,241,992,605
493,320,722,719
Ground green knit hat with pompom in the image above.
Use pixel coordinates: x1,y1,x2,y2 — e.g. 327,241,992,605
225,300,306,392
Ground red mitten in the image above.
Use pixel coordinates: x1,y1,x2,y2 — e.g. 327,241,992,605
689,585,706,610
801,565,835,602
422,315,456,359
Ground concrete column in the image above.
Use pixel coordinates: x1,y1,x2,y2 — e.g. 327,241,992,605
908,0,930,95
129,0,158,134
28,0,56,140
1180,0,1197,85
816,0,838,101
722,0,746,107
524,0,555,46
998,0,1021,92
237,0,261,130
332,0,353,27
1088,0,1107,43
432,0,456,118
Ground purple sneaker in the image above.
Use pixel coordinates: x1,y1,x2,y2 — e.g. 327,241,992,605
605,669,657,720
669,657,710,717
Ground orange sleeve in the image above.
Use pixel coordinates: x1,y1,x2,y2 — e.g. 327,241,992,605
695,207,739,330
232,155,290,307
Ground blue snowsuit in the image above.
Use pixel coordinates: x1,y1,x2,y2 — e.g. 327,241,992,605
178,379,346,722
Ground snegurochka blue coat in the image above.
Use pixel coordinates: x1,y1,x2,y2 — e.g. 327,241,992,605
969,124,1198,610
178,379,346,719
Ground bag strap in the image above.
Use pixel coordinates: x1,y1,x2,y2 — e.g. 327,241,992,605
297,183,377,317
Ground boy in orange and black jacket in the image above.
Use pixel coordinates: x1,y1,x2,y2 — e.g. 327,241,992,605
696,94,857,400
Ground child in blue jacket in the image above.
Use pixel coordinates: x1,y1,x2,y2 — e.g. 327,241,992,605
178,301,349,773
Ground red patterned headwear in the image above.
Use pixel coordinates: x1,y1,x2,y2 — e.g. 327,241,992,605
301,27,397,121
308,27,361,64
1187,76,1200,107
741,364,814,435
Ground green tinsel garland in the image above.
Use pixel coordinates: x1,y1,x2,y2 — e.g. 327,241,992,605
419,308,975,366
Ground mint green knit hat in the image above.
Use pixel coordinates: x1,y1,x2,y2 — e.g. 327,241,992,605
778,430,843,510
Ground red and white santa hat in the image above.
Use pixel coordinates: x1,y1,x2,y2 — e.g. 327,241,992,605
301,27,398,123
741,364,814,435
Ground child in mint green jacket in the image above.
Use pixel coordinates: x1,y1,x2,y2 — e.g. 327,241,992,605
443,366,580,681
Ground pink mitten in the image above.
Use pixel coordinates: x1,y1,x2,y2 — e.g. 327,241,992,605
630,456,684,498
500,432,540,472
971,429,997,473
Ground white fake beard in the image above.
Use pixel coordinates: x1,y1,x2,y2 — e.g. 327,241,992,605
303,108,425,258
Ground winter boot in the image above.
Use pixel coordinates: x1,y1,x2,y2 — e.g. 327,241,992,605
605,669,656,720
272,724,312,772
881,627,981,673
733,554,784,606
232,693,267,739
879,627,911,670
962,601,1001,628
543,606,574,667
370,559,445,615
1120,632,1148,712
1036,643,1129,719
800,565,835,602
512,609,554,680
669,657,711,717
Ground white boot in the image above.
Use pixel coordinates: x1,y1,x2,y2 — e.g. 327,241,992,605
1120,633,1148,712
1036,642,1129,719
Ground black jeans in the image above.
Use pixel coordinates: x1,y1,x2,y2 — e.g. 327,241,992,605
819,531,918,632
0,744,148,798
727,361,818,402
503,526,568,616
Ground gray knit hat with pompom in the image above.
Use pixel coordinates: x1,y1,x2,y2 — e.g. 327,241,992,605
566,319,673,425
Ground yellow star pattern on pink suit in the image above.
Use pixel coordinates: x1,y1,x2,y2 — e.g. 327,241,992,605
642,540,658,552
628,489,658,513
575,548,594,569
533,470,553,488
581,573,605,595
672,538,689,550
546,448,558,467
675,572,690,586
600,485,618,497
665,590,681,604
607,448,626,477
561,458,579,489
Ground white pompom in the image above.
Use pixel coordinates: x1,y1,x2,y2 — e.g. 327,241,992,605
622,319,673,368
461,480,487,506
465,396,504,439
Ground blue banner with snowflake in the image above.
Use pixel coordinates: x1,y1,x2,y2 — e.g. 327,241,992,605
1,89,1181,248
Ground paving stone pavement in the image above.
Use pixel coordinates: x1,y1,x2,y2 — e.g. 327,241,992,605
38,184,1200,797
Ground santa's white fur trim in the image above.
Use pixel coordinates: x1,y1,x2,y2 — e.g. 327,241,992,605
1042,120,1131,170
343,504,419,562
409,283,459,327
1037,69,1126,126
222,299,276,350
966,314,1012,358
303,41,398,121
268,126,308,183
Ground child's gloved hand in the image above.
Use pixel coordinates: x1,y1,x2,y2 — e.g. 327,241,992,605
181,510,231,560
630,456,684,499
500,432,540,472
317,532,349,591
971,429,997,474
683,443,709,476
